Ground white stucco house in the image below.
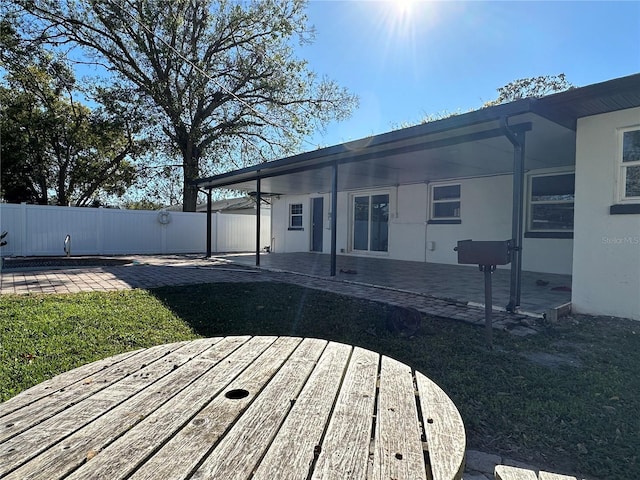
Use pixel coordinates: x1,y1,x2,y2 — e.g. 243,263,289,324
196,74,640,321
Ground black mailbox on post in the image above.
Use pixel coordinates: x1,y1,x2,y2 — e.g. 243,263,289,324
454,239,513,349
455,239,512,266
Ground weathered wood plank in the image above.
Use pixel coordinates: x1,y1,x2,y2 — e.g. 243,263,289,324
495,465,539,480
127,336,307,480
0,349,142,417
90,338,219,401
0,338,220,477
3,336,253,480
538,471,577,480
252,341,352,480
311,346,379,480
189,337,328,480
62,336,287,480
0,341,189,443
372,356,427,480
415,371,466,480
3,336,468,480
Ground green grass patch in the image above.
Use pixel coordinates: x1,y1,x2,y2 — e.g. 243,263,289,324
0,290,197,400
1,282,638,479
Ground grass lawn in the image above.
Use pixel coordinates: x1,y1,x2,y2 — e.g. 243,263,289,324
1,282,638,480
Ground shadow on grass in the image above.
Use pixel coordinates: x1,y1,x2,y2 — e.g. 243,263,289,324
150,282,640,480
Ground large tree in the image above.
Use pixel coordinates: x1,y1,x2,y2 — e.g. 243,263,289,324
0,53,144,206
13,0,358,211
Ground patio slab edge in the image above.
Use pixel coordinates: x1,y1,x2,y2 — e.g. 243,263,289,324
237,263,543,335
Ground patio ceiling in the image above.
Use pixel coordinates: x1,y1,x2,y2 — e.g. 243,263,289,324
197,110,575,196
195,73,640,196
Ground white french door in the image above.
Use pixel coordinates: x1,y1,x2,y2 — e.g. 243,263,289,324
352,193,389,252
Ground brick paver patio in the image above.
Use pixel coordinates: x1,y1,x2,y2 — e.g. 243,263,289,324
1,254,548,335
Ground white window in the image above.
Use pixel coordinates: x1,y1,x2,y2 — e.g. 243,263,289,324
620,127,640,201
289,203,303,229
528,172,575,232
430,184,461,220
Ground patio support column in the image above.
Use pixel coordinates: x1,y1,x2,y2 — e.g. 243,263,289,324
502,117,526,312
330,161,338,276
256,176,261,266
206,188,212,258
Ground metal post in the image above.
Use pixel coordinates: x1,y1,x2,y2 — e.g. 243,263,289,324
502,117,526,312
510,136,525,311
206,188,212,258
481,265,495,349
256,177,261,267
330,162,338,276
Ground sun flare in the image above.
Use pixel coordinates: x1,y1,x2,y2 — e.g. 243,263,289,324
394,0,417,17
379,0,422,41
365,0,441,64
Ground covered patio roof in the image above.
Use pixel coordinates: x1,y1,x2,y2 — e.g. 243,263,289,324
195,102,575,195
194,73,640,195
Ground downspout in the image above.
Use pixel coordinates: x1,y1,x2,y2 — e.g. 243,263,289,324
501,116,526,312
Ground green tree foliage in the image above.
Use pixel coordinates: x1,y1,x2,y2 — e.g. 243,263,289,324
14,0,358,211
120,199,166,210
0,50,144,206
483,73,574,107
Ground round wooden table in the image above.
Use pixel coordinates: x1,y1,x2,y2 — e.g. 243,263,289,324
0,336,466,479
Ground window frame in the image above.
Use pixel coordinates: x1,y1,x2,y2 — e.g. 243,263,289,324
618,126,640,203
288,203,304,230
526,170,575,237
428,183,461,224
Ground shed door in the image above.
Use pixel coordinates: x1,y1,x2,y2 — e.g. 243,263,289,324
311,197,323,252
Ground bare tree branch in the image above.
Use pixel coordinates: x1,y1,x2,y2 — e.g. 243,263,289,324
14,0,358,210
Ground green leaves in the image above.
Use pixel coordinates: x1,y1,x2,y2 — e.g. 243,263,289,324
0,53,146,206
484,73,574,107
17,0,358,210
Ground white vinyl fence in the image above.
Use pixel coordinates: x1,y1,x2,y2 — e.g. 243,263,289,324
0,203,270,257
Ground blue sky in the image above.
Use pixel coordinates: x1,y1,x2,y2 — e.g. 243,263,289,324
299,0,640,149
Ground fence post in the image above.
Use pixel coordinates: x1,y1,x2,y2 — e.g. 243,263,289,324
20,202,27,257
213,212,219,253
97,207,104,254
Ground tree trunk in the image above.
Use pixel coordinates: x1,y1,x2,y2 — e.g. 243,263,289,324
181,141,200,212
57,169,68,206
